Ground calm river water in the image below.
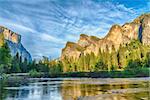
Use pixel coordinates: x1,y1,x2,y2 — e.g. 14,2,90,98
0,77,150,100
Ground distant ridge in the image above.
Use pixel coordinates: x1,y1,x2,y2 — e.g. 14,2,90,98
61,13,150,60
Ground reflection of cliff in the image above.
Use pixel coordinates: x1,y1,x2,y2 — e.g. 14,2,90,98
60,79,149,100
60,80,103,100
0,26,32,61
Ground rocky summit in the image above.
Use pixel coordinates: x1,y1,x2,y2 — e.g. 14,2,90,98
61,14,150,60
0,26,32,62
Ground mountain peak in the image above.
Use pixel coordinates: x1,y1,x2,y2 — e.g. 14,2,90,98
61,13,150,60
0,26,32,62
133,13,150,24
0,26,21,43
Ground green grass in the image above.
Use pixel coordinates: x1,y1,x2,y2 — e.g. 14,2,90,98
48,68,150,78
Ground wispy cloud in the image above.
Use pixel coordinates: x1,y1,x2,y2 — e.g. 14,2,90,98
0,0,149,59
40,33,65,44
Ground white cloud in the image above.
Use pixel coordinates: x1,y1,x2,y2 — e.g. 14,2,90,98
40,33,65,44
0,0,149,59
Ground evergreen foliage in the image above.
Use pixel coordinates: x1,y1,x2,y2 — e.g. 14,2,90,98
0,42,12,74
61,40,150,72
0,39,149,78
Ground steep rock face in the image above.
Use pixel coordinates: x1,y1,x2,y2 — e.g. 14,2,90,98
141,15,150,44
132,14,150,44
0,26,32,62
78,34,100,55
0,26,21,43
61,14,150,60
78,34,100,48
62,42,84,60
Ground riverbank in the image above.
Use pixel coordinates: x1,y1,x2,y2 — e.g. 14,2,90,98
50,68,150,78
1,77,149,100
1,68,149,79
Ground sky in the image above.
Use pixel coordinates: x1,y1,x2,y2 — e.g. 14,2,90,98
0,0,149,59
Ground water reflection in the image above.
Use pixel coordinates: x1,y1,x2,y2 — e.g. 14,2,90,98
0,78,149,100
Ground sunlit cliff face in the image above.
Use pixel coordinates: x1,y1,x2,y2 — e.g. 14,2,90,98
61,14,150,60
142,15,150,45
2,27,21,43
122,23,139,40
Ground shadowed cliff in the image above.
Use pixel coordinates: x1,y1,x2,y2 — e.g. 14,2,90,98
0,26,32,62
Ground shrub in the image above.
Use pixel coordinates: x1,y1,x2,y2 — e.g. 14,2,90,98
29,69,41,78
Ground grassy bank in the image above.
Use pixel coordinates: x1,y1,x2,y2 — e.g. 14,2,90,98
49,68,150,78
1,68,149,79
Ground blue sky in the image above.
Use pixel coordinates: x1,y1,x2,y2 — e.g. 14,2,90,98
0,0,149,59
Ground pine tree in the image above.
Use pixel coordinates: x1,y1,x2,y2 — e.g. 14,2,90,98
84,54,90,71
0,42,12,73
11,52,21,73
89,52,97,71
0,33,4,47
78,52,85,71
110,45,118,70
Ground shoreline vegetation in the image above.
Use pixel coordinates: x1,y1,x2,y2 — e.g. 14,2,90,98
0,67,149,79
49,68,150,78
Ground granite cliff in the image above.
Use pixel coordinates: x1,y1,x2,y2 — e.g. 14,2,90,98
0,26,32,62
61,14,150,60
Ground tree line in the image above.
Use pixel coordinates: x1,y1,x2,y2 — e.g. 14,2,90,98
61,40,150,72
0,42,49,75
0,39,150,76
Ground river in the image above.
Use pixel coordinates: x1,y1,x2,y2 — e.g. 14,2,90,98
0,77,150,100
